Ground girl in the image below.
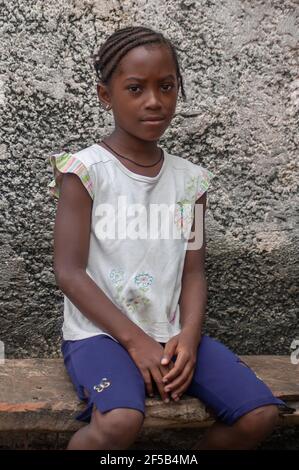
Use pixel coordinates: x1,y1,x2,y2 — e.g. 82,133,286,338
48,26,286,450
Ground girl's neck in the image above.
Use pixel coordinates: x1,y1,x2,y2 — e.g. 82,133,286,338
102,130,160,163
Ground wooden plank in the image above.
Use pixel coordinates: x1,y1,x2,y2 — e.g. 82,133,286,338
278,402,299,426
1,357,298,403
240,356,299,400
0,358,298,432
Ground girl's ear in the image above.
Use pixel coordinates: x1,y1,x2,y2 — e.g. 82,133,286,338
96,82,111,109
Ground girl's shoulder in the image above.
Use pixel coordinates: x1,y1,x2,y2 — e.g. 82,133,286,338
69,143,112,169
166,150,215,181
48,144,109,200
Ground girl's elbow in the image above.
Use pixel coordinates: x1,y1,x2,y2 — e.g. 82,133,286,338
54,267,71,291
54,265,86,292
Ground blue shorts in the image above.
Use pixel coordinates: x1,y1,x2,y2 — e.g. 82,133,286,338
61,333,285,426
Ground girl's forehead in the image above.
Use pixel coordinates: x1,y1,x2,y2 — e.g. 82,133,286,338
115,44,176,79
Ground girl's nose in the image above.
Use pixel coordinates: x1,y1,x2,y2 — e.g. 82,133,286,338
145,90,162,108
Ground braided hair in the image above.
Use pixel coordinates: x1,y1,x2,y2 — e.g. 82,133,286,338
92,26,186,100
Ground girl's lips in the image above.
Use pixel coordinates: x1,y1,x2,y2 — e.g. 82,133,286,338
141,119,165,125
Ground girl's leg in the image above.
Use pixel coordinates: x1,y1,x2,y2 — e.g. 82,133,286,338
192,405,279,450
184,335,285,450
62,335,146,450
67,404,144,450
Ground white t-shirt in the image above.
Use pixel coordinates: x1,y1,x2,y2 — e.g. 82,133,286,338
48,143,215,342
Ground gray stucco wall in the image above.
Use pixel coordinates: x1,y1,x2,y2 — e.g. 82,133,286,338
0,0,298,358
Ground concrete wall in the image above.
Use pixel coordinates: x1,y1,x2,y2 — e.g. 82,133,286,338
0,0,298,358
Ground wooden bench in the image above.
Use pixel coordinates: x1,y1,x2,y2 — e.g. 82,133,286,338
0,356,298,434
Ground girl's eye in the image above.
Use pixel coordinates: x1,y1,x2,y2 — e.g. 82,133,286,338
127,84,175,93
128,85,141,93
161,84,174,91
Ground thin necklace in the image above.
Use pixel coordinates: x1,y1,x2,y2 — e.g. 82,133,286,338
100,140,164,168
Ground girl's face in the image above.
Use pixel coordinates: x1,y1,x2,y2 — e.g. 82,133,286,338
97,44,179,141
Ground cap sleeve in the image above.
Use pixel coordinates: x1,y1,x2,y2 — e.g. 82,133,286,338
48,152,94,199
195,166,215,200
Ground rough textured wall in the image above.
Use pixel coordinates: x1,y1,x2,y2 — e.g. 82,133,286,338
0,0,298,358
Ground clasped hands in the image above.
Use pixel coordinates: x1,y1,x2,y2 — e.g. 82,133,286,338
159,331,199,402
127,330,200,403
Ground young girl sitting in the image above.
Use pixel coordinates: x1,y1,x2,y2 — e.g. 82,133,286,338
48,26,285,450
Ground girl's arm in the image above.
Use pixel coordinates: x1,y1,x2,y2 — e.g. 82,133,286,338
159,192,208,400
53,172,173,402
178,191,208,343
53,172,147,348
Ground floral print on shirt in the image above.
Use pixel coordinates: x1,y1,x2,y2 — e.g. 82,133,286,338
109,268,125,285
109,268,153,319
134,273,154,289
174,168,213,235
174,176,197,233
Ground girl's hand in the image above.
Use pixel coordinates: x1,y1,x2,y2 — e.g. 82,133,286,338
160,331,200,401
126,334,175,403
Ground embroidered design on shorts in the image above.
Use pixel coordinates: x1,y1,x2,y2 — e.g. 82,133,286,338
93,378,111,393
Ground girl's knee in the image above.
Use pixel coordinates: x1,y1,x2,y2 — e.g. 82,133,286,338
90,407,144,442
235,405,279,436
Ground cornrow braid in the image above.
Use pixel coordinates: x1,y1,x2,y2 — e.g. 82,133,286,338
92,26,186,100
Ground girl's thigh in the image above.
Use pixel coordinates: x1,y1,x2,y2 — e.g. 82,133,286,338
61,334,146,423
185,334,286,425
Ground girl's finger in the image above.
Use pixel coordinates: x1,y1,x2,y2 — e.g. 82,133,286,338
143,369,154,397
160,360,175,377
162,352,188,384
164,364,192,392
171,370,195,400
151,367,170,403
